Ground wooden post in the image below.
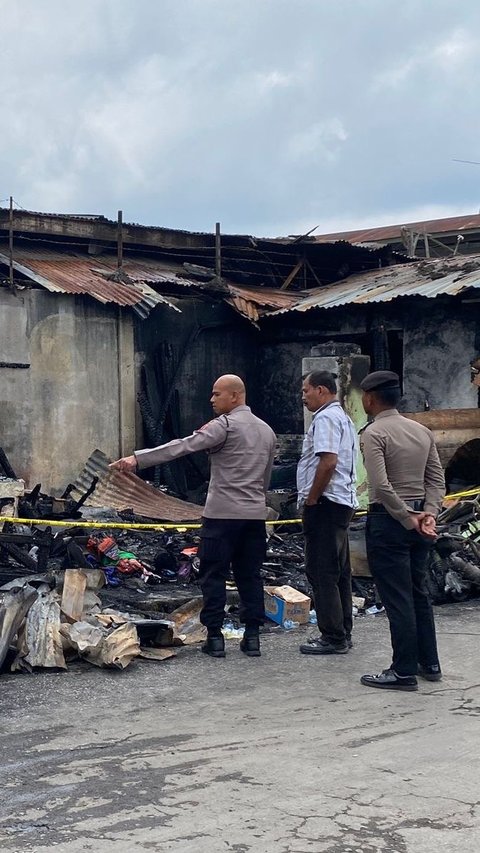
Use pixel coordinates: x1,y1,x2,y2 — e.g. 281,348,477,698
215,222,222,282
117,209,123,269
9,196,14,288
281,258,304,290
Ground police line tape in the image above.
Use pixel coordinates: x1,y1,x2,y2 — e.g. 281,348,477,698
0,486,476,534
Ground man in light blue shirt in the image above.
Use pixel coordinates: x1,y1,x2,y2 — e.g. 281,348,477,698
297,370,358,655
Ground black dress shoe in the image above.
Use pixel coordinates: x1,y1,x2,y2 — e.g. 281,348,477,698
240,634,261,657
418,663,442,682
300,637,349,655
361,668,418,691
201,635,226,658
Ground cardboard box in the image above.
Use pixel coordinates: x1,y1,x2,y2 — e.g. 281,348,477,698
264,585,311,626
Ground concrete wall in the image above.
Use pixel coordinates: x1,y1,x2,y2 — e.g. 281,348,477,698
0,289,135,494
1,286,477,497
403,301,478,411
258,298,480,432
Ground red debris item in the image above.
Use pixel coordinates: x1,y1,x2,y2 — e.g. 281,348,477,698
116,558,145,574
86,536,100,556
181,547,198,557
97,536,117,556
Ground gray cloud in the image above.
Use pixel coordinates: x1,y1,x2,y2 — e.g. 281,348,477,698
2,0,480,235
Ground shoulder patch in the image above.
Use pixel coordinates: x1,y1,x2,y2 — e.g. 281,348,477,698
198,414,229,432
358,422,372,436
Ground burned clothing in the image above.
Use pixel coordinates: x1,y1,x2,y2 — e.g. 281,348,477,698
360,409,445,529
135,405,276,520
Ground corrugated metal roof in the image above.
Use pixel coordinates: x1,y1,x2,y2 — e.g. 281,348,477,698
270,255,480,315
0,241,304,323
314,213,480,245
70,449,203,522
0,247,181,318
225,284,302,323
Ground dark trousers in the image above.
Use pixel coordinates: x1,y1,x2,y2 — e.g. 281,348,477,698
302,498,355,644
366,512,440,677
198,517,266,633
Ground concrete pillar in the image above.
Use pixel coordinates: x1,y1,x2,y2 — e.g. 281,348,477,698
117,310,136,456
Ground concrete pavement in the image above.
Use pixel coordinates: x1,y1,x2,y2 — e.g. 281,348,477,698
0,602,479,853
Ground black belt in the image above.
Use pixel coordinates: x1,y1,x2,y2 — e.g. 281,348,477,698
368,499,425,513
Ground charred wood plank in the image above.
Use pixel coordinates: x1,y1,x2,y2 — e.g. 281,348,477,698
0,448,17,479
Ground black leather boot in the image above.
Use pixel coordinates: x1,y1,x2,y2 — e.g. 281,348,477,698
240,632,261,657
201,634,226,658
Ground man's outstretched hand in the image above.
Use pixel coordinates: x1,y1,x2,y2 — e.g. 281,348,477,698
109,455,137,473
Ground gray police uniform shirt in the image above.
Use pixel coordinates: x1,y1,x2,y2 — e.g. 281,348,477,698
134,405,277,520
360,409,445,529
297,401,358,510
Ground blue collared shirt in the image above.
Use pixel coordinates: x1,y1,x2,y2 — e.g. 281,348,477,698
297,401,358,509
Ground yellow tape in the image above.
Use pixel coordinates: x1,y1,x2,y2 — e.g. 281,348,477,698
443,486,480,500
0,486,477,533
0,516,303,532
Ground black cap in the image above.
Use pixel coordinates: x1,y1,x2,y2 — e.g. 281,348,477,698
360,370,401,392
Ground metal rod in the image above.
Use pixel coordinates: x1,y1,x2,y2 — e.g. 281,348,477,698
215,222,222,282
9,196,14,287
424,232,430,258
117,209,123,269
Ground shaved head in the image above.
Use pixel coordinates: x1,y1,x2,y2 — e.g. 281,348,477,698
211,374,246,415
215,374,246,395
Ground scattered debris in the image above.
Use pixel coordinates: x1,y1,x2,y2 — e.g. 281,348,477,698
1,454,479,679
426,493,480,602
264,585,311,626
0,581,38,671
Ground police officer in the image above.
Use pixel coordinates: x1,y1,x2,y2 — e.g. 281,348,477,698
110,374,276,659
359,371,445,691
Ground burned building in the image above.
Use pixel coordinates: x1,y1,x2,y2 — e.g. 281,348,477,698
1,207,480,497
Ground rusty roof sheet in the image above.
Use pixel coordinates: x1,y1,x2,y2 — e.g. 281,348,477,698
0,241,306,323
70,449,203,522
225,284,302,323
270,255,480,315
0,247,182,318
314,213,480,245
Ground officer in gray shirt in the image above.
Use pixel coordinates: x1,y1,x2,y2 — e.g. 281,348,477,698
359,370,445,692
111,374,276,659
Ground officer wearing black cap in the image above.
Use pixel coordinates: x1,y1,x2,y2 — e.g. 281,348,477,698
359,370,445,691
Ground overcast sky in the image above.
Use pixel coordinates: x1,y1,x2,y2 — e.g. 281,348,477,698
2,0,480,236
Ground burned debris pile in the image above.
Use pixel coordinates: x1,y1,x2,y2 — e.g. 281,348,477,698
1,439,480,677
427,495,480,602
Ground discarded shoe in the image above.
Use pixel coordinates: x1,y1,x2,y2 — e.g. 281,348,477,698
240,634,261,657
201,635,226,658
418,663,442,682
300,637,349,655
360,668,418,691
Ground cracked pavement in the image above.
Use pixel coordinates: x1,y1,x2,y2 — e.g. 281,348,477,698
0,601,479,852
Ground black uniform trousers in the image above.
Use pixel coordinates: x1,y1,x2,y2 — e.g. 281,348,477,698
366,511,440,677
303,498,355,645
198,517,266,633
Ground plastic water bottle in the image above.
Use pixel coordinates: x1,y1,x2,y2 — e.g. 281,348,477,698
221,621,245,640
283,619,300,630
365,604,385,616
308,609,317,625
